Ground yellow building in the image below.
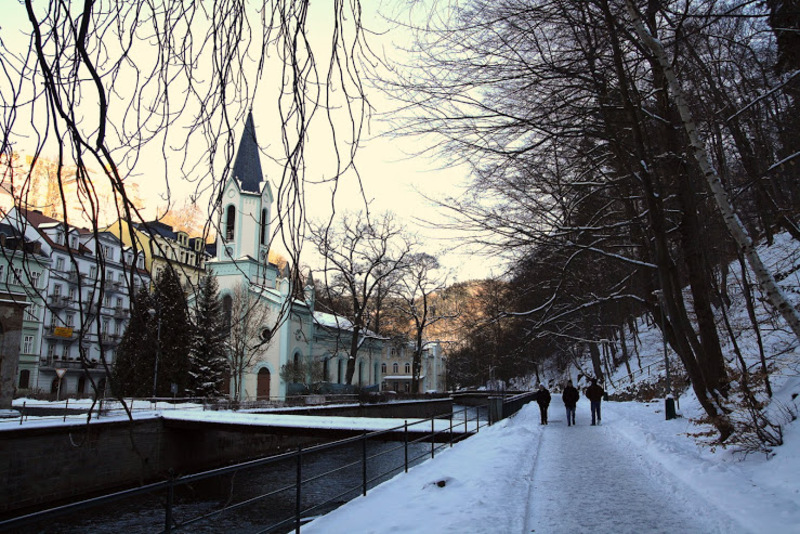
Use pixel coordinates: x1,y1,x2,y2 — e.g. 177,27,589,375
106,219,208,292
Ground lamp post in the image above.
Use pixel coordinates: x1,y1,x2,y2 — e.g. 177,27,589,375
652,289,676,420
148,304,162,400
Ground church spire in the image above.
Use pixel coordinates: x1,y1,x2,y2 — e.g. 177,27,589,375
231,111,264,193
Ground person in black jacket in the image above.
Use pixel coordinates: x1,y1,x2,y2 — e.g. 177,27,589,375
585,378,605,425
562,380,579,426
536,384,551,425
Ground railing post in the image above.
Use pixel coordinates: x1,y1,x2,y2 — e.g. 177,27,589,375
463,407,467,434
362,431,368,496
63,398,69,422
296,446,302,533
165,470,174,533
430,418,435,458
404,420,409,473
449,411,453,447
19,401,25,425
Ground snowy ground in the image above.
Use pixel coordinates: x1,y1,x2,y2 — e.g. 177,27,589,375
303,398,800,534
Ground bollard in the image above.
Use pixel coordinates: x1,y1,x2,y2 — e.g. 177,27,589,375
665,395,677,420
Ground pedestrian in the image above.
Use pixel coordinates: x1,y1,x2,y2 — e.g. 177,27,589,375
585,378,605,425
536,383,551,425
562,380,579,426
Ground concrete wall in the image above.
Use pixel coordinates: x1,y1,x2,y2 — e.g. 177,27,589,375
266,398,453,419
0,417,321,517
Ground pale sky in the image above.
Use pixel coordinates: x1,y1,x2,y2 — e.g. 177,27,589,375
0,0,500,282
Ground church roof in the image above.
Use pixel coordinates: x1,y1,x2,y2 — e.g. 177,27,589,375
231,111,264,193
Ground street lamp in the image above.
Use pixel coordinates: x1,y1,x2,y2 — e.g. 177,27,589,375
148,305,162,400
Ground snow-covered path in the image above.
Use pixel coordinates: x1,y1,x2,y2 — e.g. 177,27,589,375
303,400,798,533
526,400,742,533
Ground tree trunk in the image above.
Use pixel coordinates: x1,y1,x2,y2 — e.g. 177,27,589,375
626,0,800,345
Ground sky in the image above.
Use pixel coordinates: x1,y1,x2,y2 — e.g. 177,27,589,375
0,0,497,282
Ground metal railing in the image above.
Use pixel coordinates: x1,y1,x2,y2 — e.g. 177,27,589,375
0,405,489,533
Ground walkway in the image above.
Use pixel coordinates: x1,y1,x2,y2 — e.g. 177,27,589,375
525,399,740,533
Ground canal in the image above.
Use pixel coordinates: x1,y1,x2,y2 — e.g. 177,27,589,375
25,440,434,533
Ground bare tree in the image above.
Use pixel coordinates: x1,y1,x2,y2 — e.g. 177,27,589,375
309,211,414,385
225,283,274,401
0,0,375,407
393,253,450,392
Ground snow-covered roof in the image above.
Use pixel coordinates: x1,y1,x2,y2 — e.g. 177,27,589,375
313,311,387,339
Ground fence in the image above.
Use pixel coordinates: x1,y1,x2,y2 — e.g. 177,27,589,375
0,405,489,533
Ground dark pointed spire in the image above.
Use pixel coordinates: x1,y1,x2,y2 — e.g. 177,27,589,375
232,111,264,193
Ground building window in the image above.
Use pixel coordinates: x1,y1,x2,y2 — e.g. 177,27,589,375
381,363,387,373
0,265,4,281
24,305,38,321
102,318,110,334
23,335,34,354
53,284,62,297
70,236,78,249
225,205,236,241
65,312,75,327
89,266,97,279
56,257,64,271
392,363,398,373
31,271,41,288
405,363,411,374
48,343,56,358
137,256,144,268
18,369,30,389
68,287,76,301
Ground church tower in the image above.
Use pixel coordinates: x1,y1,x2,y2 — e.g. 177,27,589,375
217,111,273,266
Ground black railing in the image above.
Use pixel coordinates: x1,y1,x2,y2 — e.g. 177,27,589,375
0,405,489,533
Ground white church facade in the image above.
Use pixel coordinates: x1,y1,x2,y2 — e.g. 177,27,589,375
207,112,315,401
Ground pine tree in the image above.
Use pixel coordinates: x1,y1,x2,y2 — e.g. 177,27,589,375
152,267,192,396
111,286,155,397
188,275,228,398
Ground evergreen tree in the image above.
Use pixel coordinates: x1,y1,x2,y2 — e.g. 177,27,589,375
112,286,155,397
152,266,193,396
188,275,228,398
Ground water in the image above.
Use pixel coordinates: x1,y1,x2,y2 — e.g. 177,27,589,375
23,441,435,534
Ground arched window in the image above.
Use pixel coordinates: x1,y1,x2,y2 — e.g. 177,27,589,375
392,362,398,373
77,376,86,396
381,363,386,374
405,363,411,374
51,378,59,394
225,205,236,241
260,208,267,245
358,361,364,386
18,369,30,389
222,295,232,335
323,358,329,381
338,359,345,384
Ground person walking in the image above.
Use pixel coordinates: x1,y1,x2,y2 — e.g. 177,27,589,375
585,378,605,425
536,384,551,425
562,380,579,426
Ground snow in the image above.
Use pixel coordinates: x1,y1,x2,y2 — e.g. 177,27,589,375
303,398,800,533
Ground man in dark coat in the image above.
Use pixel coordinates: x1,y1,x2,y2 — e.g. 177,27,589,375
562,380,579,426
536,384,551,425
585,378,605,425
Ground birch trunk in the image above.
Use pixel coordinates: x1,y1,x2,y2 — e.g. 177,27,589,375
625,0,800,343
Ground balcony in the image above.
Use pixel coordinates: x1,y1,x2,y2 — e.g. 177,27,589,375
66,271,83,284
48,295,69,309
104,280,123,294
113,307,130,319
99,333,120,347
40,355,97,369
43,326,79,340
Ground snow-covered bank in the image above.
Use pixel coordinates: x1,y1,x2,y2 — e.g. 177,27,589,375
304,400,800,533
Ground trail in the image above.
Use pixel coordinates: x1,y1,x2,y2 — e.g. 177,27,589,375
524,399,747,534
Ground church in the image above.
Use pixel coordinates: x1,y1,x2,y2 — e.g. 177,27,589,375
206,112,315,401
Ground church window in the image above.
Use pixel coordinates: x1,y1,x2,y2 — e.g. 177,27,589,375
260,208,267,245
392,363,398,373
225,205,236,241
222,295,232,335
260,327,272,342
